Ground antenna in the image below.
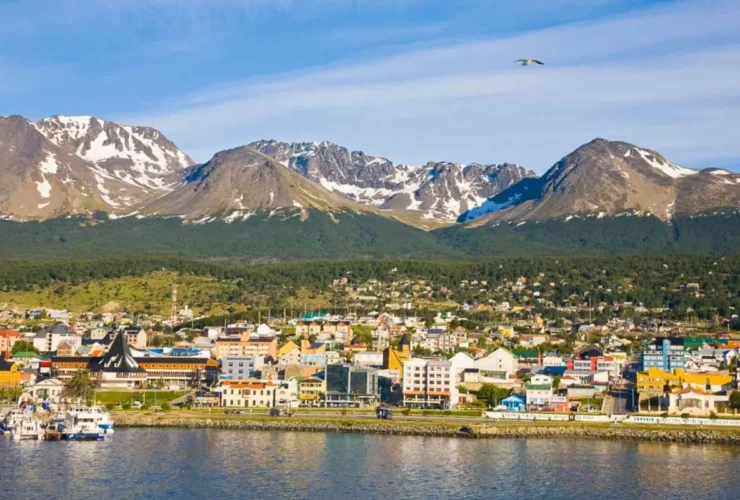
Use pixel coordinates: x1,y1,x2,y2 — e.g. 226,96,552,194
171,284,178,324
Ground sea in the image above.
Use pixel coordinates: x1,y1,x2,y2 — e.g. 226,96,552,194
2,429,740,499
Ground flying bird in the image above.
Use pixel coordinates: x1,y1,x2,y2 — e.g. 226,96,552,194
515,59,544,66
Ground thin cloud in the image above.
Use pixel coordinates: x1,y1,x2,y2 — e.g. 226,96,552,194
125,0,740,171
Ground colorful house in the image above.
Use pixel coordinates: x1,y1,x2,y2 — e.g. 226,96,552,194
0,358,21,387
501,394,526,412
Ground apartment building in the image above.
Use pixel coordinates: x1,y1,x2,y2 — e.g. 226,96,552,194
402,359,452,408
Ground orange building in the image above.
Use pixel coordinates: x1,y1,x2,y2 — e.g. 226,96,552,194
0,358,21,387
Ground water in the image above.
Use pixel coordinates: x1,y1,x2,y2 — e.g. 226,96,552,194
2,429,740,499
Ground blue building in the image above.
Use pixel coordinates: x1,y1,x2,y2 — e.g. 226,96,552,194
501,394,526,412
641,338,686,372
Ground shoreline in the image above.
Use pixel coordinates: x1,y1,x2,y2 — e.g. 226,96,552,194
112,413,740,444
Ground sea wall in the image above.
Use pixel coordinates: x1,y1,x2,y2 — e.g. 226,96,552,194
113,414,740,444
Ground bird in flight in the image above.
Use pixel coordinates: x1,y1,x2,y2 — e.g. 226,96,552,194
515,59,544,66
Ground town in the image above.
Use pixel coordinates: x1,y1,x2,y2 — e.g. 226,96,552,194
3,268,740,431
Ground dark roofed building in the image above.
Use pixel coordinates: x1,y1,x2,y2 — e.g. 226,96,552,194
95,332,147,388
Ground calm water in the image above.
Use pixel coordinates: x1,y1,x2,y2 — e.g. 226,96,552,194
2,429,740,499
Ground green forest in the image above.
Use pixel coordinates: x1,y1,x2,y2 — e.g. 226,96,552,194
0,212,739,261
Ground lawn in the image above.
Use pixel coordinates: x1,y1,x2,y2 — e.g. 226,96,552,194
94,390,185,407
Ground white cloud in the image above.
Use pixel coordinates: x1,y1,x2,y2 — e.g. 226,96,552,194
123,0,740,172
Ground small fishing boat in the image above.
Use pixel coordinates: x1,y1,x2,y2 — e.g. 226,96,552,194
65,405,114,435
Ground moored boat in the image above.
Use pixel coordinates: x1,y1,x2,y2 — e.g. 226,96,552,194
11,417,42,441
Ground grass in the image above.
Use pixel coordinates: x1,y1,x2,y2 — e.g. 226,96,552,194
95,390,185,406
0,271,243,316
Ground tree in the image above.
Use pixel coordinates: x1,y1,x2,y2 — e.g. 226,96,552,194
62,370,98,403
475,384,512,407
730,390,740,410
11,340,38,354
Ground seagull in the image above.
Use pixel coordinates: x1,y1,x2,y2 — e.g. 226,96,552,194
515,59,544,66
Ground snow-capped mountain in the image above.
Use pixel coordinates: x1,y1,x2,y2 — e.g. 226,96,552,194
249,140,535,221
462,138,740,225
34,115,193,209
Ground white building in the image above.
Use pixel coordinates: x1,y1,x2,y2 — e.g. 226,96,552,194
526,384,553,407
448,352,475,407
27,378,65,405
474,347,517,379
402,359,452,408
220,381,276,408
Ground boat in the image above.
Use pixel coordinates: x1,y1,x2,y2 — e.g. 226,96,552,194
2,408,29,432
65,405,114,435
11,416,42,441
61,408,105,441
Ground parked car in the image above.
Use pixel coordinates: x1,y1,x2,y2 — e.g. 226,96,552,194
269,408,294,417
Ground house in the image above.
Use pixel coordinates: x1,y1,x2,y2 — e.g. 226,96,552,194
277,341,301,367
0,358,21,387
0,329,22,357
500,394,526,412
121,327,148,350
526,384,553,408
667,388,729,416
474,347,517,379
27,378,65,404
298,377,324,406
220,381,276,408
636,367,733,397
32,324,76,353
274,379,300,408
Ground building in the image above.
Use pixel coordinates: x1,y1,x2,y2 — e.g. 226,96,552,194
52,333,219,389
94,332,148,389
298,377,324,406
501,394,526,411
32,324,76,353
637,368,733,398
382,334,411,380
274,379,300,408
221,357,255,380
220,381,276,408
0,329,22,357
325,363,379,407
121,327,148,350
215,335,278,361
402,359,452,408
474,347,517,380
0,358,21,387
526,384,553,408
277,341,301,366
641,338,686,371
666,388,729,416
26,378,65,404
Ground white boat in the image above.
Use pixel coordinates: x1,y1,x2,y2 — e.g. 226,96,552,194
2,408,29,432
62,407,106,441
65,405,114,435
11,416,42,441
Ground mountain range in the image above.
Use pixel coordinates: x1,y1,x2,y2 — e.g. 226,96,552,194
1,113,739,260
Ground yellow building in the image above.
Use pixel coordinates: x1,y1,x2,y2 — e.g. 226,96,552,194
0,359,21,387
637,367,733,394
383,334,411,380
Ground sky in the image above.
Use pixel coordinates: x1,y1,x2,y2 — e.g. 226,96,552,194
1,0,739,173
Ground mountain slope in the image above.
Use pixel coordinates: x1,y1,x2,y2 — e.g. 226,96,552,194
34,115,193,209
461,138,740,225
250,139,535,221
0,115,120,219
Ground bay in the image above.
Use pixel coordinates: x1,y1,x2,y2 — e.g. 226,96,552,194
2,429,740,499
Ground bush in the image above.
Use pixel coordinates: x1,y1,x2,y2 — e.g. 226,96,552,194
660,412,668,418
709,411,718,419
183,404,192,410
402,408,411,416
142,403,151,410
680,413,690,419
443,410,452,416
121,402,131,410
422,410,430,416
105,403,115,411
161,403,171,412
341,408,347,416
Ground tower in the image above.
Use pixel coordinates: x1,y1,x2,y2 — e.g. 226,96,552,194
171,284,178,323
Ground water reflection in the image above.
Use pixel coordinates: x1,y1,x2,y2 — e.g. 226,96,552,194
2,431,739,499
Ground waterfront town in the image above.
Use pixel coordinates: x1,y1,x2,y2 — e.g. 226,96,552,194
2,272,740,423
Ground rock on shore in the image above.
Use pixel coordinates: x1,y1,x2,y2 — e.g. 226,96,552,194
113,414,740,444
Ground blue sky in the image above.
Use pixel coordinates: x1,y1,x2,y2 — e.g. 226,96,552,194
1,0,739,173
